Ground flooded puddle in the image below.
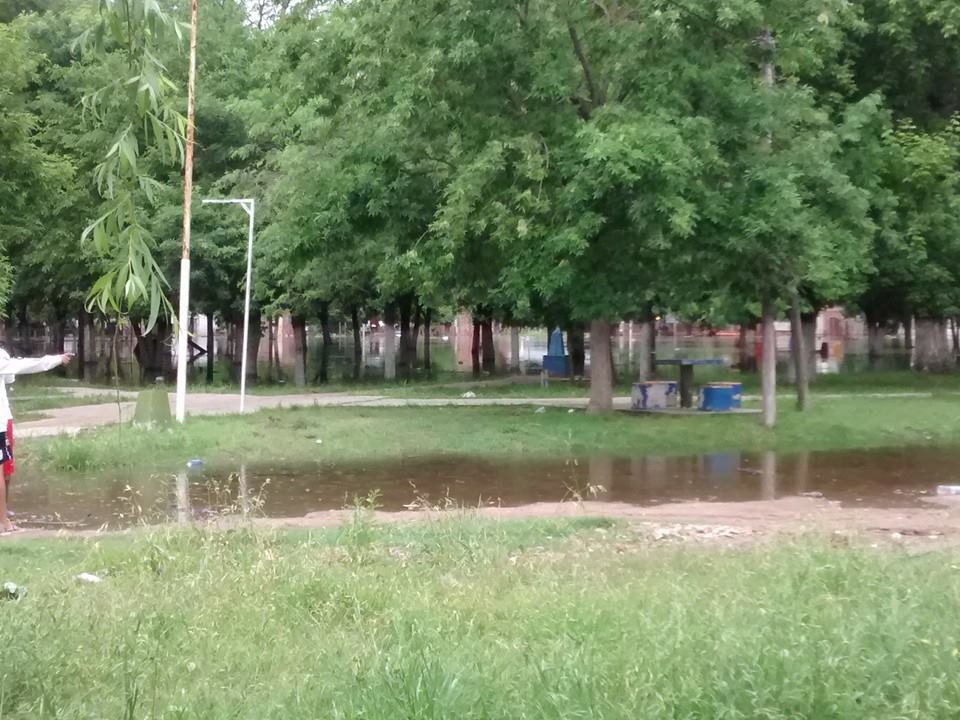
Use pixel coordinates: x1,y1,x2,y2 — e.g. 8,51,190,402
7,447,960,529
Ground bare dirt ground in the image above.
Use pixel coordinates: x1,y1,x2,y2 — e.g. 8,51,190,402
11,496,960,548
260,496,960,548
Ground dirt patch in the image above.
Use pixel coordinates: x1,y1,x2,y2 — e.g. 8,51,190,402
260,496,960,547
8,496,960,548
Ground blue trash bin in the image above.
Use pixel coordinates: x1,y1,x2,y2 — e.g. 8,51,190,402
699,382,742,411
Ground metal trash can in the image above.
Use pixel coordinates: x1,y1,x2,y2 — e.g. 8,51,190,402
632,381,678,410
699,382,742,411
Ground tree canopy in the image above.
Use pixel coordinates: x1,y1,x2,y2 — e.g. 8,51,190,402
1,0,959,412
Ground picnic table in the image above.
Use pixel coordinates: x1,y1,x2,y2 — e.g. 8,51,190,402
653,358,725,408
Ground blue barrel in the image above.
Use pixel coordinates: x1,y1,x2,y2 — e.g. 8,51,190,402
699,382,742,411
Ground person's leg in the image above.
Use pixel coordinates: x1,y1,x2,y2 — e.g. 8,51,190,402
0,479,11,532
1,421,14,531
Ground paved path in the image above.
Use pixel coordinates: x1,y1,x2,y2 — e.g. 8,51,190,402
15,391,630,437
14,388,941,438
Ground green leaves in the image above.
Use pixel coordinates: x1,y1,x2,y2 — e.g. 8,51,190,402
78,0,187,332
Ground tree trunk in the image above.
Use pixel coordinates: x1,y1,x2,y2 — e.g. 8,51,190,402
637,312,654,381
271,318,281,381
52,317,66,355
481,320,495,374
383,303,397,380
904,314,914,350
789,293,809,411
351,305,362,380
77,309,87,382
801,311,817,372
206,313,215,384
568,324,585,377
244,310,262,383
423,309,432,373
914,318,953,372
266,318,275,382
588,319,613,413
290,314,307,387
737,324,748,370
952,317,960,355
318,302,331,383
135,317,171,383
471,319,481,377
865,312,884,362
738,322,758,372
510,326,520,371
397,294,414,378
411,304,422,370
761,298,777,428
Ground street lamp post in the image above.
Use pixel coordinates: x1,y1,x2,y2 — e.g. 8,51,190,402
202,198,256,413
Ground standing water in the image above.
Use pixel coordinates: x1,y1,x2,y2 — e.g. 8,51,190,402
7,447,960,529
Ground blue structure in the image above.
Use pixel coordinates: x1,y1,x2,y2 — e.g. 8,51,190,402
542,328,569,376
654,357,726,408
699,382,743,411
631,381,678,410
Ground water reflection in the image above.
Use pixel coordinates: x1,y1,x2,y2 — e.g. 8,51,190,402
761,451,777,501
9,446,960,529
238,464,250,517
175,472,191,524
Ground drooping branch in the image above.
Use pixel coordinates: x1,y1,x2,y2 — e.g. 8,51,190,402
568,24,605,118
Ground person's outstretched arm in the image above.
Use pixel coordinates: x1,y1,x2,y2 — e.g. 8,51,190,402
0,354,71,376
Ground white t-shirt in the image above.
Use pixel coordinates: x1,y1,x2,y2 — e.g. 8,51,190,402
0,350,65,422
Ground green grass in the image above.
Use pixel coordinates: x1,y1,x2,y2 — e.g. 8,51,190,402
22,366,960,401
27,393,960,473
1,519,960,718
8,391,117,414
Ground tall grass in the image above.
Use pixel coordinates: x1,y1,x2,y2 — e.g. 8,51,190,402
0,519,959,718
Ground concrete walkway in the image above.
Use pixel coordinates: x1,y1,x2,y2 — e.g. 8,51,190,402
14,388,940,438
16,390,631,438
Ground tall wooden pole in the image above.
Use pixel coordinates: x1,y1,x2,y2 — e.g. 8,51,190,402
175,0,198,423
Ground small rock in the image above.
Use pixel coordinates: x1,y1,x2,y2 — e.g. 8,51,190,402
801,491,824,499
315,439,323,444
567,409,575,414
76,573,103,584
890,532,903,540
461,391,477,399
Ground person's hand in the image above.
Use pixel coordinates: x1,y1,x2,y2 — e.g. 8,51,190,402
61,353,74,366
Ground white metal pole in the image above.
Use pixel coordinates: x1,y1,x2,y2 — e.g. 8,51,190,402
239,200,255,413
175,0,199,424
175,259,191,420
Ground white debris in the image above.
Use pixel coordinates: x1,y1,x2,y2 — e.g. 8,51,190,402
461,391,477,398
567,408,575,414
650,524,745,542
534,406,546,414
315,439,323,444
76,573,103,584
937,485,960,496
